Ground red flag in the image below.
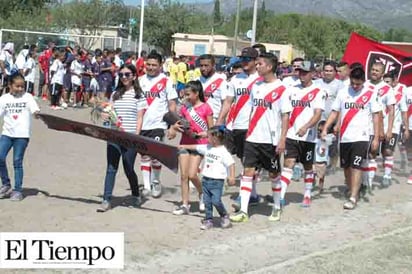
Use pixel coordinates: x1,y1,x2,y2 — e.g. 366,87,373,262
342,32,412,86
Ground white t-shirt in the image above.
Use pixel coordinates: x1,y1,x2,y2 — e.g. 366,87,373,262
342,78,350,87
200,73,228,119
70,59,83,86
282,75,300,87
314,78,344,119
286,83,326,143
0,50,14,75
196,144,235,180
139,73,178,130
406,86,412,130
0,93,40,138
110,89,148,133
332,84,381,143
386,83,407,134
15,49,29,70
226,72,261,130
246,79,291,145
23,57,36,83
50,59,65,85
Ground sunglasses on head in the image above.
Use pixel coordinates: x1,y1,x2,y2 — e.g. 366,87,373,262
119,72,133,78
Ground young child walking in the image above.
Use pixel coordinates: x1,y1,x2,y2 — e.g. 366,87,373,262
0,74,40,201
314,121,335,194
179,126,236,230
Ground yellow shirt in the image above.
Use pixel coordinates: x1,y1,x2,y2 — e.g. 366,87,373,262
194,68,201,79
177,62,187,84
185,70,198,82
169,63,178,85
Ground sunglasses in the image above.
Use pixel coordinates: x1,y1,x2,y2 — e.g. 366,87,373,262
119,72,133,78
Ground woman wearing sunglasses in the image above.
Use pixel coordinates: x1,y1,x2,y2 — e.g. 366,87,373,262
97,64,148,212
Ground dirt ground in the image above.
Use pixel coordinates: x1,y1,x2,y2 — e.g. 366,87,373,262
1,100,412,274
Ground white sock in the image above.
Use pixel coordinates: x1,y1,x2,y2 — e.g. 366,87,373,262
280,168,293,200
384,156,394,177
367,159,377,187
272,176,281,210
240,176,253,214
141,158,152,190
361,161,369,186
151,159,162,182
304,170,314,198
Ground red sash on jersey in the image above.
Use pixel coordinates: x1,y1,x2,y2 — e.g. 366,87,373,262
288,88,322,128
204,78,224,100
340,90,374,138
188,106,208,132
378,85,390,97
226,76,263,125
147,77,168,106
246,85,286,138
386,86,403,114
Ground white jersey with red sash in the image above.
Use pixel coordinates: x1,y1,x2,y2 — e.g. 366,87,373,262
246,79,291,146
385,83,407,134
200,73,228,120
405,86,412,130
287,83,326,143
333,84,381,143
226,72,262,130
139,73,178,130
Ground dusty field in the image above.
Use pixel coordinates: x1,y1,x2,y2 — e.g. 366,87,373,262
0,99,412,273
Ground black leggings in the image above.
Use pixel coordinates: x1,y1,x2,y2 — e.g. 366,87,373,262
49,83,62,106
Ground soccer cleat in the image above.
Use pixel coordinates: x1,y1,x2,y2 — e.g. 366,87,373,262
268,208,281,222
229,211,249,223
151,179,162,198
407,175,412,185
301,196,311,207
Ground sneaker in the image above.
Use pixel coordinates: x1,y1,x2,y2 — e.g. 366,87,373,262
220,215,232,228
96,200,111,212
200,219,213,230
151,180,162,198
249,195,261,206
9,191,23,201
343,197,357,210
407,175,412,185
54,106,63,110
229,211,249,223
231,196,241,212
0,185,12,199
172,204,190,215
199,194,205,213
268,208,281,222
301,196,311,207
142,188,151,197
42,95,48,101
129,196,142,208
61,102,68,109
382,175,391,187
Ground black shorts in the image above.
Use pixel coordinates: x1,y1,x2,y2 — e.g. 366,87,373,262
328,138,339,158
284,138,316,165
340,141,369,169
178,148,202,156
49,83,63,95
25,81,34,95
381,134,398,153
224,129,246,159
72,84,81,93
140,129,165,142
243,141,281,173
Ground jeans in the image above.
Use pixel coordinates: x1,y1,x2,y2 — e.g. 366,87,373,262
0,135,29,192
202,176,227,220
103,143,139,201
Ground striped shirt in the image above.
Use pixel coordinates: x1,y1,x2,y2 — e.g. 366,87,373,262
111,89,148,133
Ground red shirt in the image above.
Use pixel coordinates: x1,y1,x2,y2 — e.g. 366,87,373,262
136,57,146,77
38,49,52,72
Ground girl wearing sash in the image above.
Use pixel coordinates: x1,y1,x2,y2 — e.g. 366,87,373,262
170,80,213,215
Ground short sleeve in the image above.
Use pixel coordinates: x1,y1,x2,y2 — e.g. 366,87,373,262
370,93,382,113
331,90,343,112
166,78,178,100
220,79,229,100
50,60,58,72
136,97,148,111
221,148,235,167
226,80,236,98
28,95,40,113
0,97,5,117
280,88,292,114
195,144,208,155
400,93,408,112
204,103,213,117
385,89,396,106
313,89,326,110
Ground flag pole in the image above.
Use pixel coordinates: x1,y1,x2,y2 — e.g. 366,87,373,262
138,0,145,57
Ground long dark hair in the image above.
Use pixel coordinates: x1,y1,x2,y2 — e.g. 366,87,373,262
112,63,143,101
185,80,205,102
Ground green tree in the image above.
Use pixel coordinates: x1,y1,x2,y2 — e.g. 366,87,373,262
213,0,221,26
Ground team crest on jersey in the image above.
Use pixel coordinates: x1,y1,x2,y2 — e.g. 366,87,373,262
157,83,164,90
308,93,314,100
362,95,369,103
272,92,278,100
366,51,403,81
211,83,217,91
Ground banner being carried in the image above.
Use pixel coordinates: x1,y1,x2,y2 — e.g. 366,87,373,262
39,114,178,173
342,32,412,86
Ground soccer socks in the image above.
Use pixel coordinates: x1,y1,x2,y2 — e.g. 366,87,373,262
366,159,377,187
240,176,253,214
151,159,162,182
141,158,152,191
272,176,281,210
304,170,315,198
280,168,293,200
384,156,394,177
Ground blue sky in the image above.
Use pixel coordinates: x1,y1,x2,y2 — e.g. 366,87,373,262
124,0,211,5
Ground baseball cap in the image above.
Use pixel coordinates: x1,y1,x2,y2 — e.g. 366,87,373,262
295,61,315,72
239,47,259,58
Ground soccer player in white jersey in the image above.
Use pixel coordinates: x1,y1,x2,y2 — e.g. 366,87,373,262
322,67,381,209
362,62,395,189
282,57,304,87
230,52,291,223
139,52,178,198
198,54,228,122
383,73,410,178
216,47,262,209
279,61,326,207
404,86,412,184
314,61,344,172
337,61,350,87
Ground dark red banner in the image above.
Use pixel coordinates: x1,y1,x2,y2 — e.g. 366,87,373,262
342,32,412,86
39,114,179,173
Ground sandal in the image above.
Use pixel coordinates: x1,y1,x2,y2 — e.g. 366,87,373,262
343,197,357,210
